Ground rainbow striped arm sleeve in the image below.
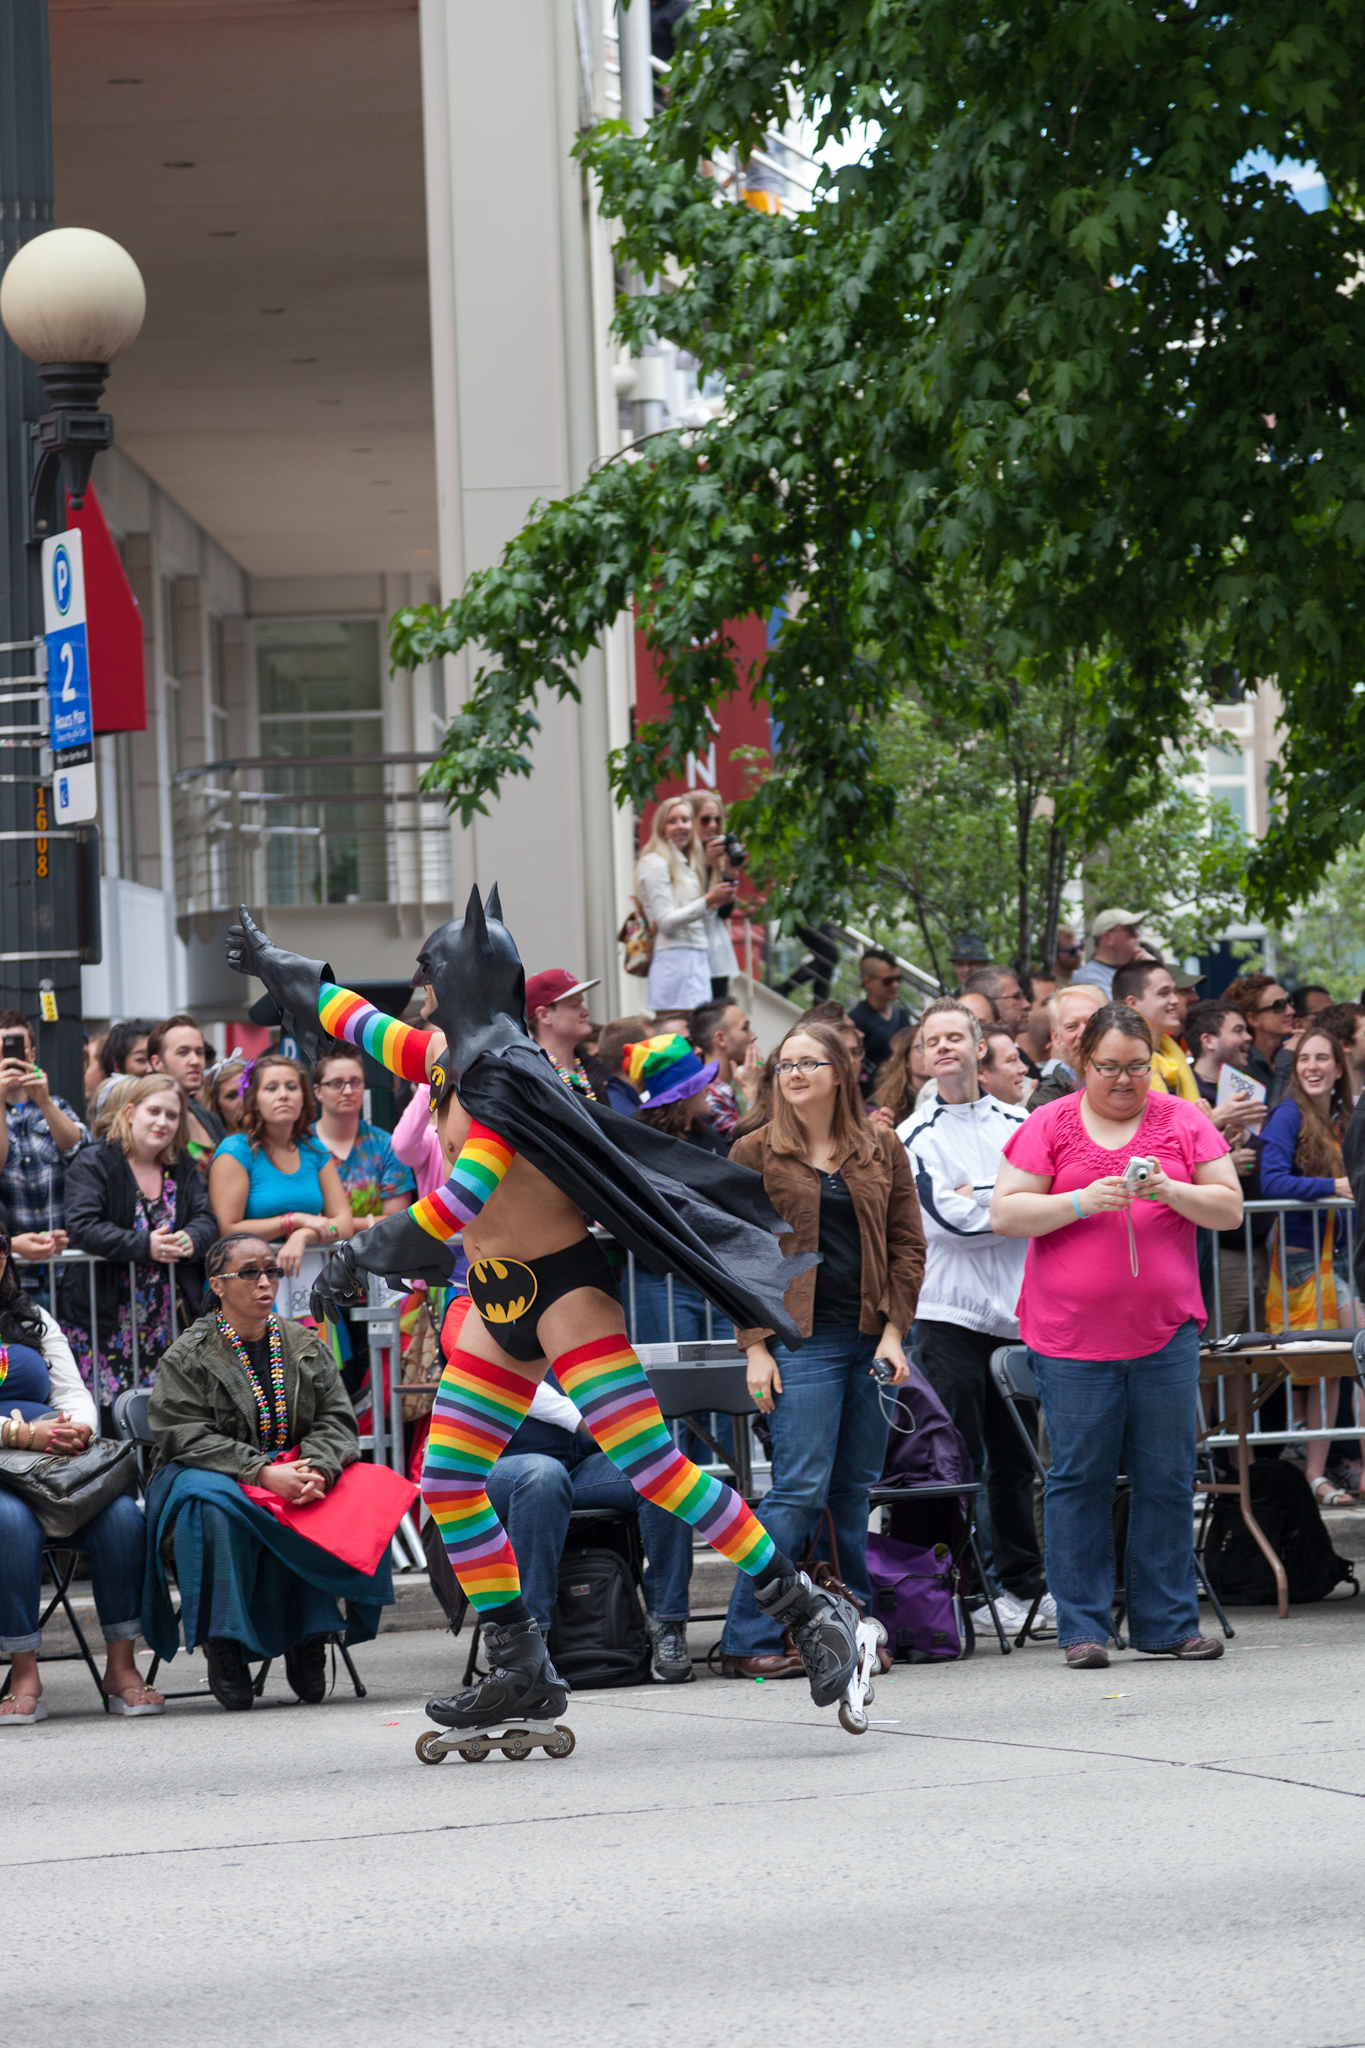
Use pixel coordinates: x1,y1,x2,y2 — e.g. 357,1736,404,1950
318,981,433,1083
409,1122,516,1242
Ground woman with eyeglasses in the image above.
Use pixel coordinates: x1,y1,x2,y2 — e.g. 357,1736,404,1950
144,1232,389,1711
717,1021,925,1677
0,1230,164,1722
312,1047,416,1228
209,1054,354,1279
992,1002,1242,1669
59,1074,219,1414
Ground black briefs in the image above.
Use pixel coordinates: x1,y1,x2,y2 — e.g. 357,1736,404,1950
467,1236,619,1363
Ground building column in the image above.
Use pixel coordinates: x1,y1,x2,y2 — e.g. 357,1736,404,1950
419,0,631,994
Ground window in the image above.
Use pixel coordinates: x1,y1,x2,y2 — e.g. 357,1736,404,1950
254,619,384,905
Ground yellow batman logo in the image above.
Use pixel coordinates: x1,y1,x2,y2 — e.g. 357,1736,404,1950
470,1256,538,1325
431,1061,446,1091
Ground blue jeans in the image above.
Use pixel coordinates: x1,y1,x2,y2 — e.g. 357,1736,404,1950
486,1449,694,1634
721,1327,889,1656
629,1269,714,1344
1032,1320,1201,1652
0,1489,148,1653
630,1273,733,1464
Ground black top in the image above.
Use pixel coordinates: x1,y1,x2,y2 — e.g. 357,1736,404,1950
849,997,911,1076
243,1331,287,1445
811,1168,864,1327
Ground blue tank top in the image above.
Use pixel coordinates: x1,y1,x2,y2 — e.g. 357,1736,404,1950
214,1132,331,1218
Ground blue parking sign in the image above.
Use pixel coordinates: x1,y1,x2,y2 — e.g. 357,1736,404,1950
42,531,93,754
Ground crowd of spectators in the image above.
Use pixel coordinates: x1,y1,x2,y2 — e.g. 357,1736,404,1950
8,880,1365,1723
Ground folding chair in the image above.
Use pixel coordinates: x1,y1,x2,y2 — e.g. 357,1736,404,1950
868,1481,1011,1656
989,1345,1233,1648
0,1539,112,1710
111,1390,368,1703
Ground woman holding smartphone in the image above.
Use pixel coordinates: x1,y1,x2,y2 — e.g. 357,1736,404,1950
992,1002,1241,1669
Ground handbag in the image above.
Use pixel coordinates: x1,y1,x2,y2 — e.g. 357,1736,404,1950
0,1432,139,1541
617,894,655,978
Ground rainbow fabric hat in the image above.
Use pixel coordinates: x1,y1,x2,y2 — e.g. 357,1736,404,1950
626,1033,719,1108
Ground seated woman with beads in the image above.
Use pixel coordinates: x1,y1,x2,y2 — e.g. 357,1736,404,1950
143,1233,396,1712
0,1235,163,1723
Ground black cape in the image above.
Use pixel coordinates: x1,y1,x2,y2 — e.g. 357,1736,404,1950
458,1040,816,1348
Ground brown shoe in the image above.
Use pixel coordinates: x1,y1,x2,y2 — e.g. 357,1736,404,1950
1064,1642,1109,1669
718,1652,805,1680
1141,1635,1224,1661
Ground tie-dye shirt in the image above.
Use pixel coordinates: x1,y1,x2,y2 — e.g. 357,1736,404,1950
324,1120,416,1218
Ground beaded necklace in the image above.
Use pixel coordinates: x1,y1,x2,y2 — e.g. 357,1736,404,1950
215,1311,288,1454
548,1052,590,1094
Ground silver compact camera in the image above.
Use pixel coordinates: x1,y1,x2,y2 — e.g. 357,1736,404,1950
1120,1155,1159,1193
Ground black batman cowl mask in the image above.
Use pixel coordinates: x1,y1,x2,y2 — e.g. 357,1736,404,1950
422,883,531,1095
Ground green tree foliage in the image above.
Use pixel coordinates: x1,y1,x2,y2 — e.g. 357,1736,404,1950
1279,836,1365,996
394,1,1365,927
853,690,1248,982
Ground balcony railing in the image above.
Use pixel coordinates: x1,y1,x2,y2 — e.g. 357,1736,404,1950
171,753,453,916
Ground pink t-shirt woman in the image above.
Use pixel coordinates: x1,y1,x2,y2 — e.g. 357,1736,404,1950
1002,1090,1228,1359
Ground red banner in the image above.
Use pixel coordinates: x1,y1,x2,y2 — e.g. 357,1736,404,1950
632,612,773,814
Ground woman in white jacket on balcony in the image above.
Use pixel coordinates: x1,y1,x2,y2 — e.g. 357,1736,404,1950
634,796,735,1013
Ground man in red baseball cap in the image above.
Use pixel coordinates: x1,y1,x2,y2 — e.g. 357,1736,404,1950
524,968,601,1096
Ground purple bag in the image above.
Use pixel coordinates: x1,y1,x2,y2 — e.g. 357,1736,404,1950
865,1530,963,1662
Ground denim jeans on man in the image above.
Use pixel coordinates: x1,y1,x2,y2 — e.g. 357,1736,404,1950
0,1489,147,1652
1031,1318,1201,1651
630,1269,713,1344
486,1445,694,1632
721,1327,889,1657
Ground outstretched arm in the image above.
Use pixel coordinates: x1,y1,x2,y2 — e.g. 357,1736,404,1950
318,981,435,1084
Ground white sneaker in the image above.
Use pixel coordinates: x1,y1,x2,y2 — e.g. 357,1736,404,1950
970,1590,1056,1635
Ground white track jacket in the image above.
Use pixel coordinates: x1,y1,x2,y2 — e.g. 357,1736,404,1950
896,1092,1028,1339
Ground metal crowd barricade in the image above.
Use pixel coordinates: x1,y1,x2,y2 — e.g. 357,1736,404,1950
1202,1196,1364,1454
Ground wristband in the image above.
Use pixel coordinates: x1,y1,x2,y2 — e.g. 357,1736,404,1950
1071,1191,1086,1220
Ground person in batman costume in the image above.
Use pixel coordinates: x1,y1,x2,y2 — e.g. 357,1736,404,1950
224,892,865,1734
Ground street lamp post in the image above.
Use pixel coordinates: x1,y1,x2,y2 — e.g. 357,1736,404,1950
0,0,145,1105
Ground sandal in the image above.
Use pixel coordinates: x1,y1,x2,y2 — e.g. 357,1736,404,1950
1312,1477,1354,1509
0,1690,47,1724
105,1680,165,1717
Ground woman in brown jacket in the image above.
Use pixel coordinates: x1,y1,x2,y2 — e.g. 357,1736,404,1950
719,1022,926,1677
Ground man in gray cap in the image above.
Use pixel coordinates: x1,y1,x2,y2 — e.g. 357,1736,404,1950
1070,909,1147,1000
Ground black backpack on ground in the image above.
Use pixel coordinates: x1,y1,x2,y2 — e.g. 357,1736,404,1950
1203,1459,1358,1606
548,1542,652,1689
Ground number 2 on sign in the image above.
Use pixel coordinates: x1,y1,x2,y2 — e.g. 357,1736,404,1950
60,643,75,702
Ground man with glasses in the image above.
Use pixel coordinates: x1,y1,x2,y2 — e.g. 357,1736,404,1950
850,947,912,1076
1223,973,1296,1102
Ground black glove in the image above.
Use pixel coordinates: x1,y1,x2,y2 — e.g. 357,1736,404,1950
225,906,334,1067
309,1214,458,1324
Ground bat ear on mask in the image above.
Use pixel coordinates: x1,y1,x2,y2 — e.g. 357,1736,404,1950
486,881,503,923
463,883,490,946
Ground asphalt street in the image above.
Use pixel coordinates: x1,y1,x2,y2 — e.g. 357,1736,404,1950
7,1594,1365,2048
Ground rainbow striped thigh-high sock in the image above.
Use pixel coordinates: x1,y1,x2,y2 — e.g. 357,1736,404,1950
556,1336,784,1581
421,1344,536,1622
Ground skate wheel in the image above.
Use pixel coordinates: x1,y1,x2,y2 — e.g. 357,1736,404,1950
864,1682,875,1707
415,1730,448,1766
457,1739,490,1762
503,1738,531,1760
838,1701,869,1735
546,1724,576,1759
